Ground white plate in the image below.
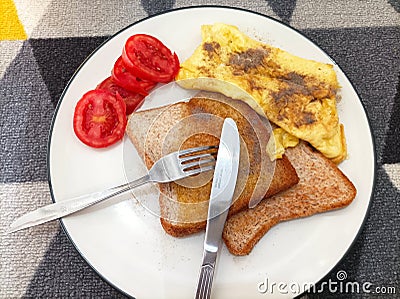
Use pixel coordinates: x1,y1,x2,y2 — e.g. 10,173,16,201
48,6,375,299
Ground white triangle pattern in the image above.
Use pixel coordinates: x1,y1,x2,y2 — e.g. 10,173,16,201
30,0,147,38
292,0,400,29
383,163,400,191
173,0,279,19
13,0,52,37
0,41,23,80
0,181,59,298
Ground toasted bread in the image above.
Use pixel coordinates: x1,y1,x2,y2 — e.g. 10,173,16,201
126,94,299,237
222,141,357,255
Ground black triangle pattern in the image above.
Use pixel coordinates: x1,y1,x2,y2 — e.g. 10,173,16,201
383,72,400,164
141,0,176,16
0,41,54,183
387,0,400,13
303,26,400,164
266,0,297,24
24,229,129,298
29,36,110,107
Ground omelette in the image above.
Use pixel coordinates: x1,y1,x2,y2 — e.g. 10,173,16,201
176,23,347,163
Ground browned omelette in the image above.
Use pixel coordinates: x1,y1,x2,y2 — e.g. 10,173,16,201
176,23,347,163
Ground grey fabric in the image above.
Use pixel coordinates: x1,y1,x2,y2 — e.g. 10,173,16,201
0,41,53,183
302,26,400,164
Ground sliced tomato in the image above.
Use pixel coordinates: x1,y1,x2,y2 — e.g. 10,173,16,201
96,76,145,115
73,89,127,148
122,34,180,83
111,56,156,95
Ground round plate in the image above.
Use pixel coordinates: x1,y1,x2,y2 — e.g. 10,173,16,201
48,6,375,299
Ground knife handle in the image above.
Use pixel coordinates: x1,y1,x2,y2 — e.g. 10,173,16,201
195,251,217,299
7,175,151,234
52,174,151,218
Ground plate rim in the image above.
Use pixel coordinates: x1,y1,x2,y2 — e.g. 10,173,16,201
46,5,377,298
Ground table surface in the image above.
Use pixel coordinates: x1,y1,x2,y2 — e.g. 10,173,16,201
1,1,399,298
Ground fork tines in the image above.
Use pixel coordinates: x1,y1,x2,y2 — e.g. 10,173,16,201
178,145,218,174
178,145,218,157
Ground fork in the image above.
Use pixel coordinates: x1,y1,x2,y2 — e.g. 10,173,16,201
8,145,217,233
87,144,218,203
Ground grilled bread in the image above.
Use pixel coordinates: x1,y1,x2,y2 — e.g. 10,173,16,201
223,141,357,255
176,23,347,163
126,94,299,237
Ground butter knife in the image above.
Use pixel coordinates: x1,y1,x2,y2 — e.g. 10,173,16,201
195,118,240,299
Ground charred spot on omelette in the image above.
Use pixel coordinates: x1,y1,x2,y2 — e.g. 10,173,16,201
176,23,347,163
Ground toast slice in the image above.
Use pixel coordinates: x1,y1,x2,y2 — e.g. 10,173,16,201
126,94,299,237
222,141,357,255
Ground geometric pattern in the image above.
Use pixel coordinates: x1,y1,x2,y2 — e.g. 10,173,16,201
0,41,53,183
0,181,59,298
383,164,400,190
266,0,297,24
292,0,400,28
383,73,400,164
30,36,109,105
303,26,400,164
1,0,399,298
0,0,26,40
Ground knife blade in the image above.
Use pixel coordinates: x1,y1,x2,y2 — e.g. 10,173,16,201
195,118,240,299
7,186,131,234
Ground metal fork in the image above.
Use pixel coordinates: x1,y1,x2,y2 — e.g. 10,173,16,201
8,145,217,233
91,144,218,200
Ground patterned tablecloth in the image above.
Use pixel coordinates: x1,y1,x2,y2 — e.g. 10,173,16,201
1,1,399,298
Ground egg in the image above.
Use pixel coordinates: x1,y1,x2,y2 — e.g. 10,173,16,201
176,23,347,163
267,128,299,160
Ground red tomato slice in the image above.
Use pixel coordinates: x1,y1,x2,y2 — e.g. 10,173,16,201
73,89,127,148
111,56,156,95
96,76,145,115
122,34,180,83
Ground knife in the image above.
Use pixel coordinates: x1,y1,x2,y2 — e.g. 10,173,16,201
195,118,240,299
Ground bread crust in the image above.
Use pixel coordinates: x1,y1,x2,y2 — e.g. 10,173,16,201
222,142,357,255
160,218,206,237
126,95,299,237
